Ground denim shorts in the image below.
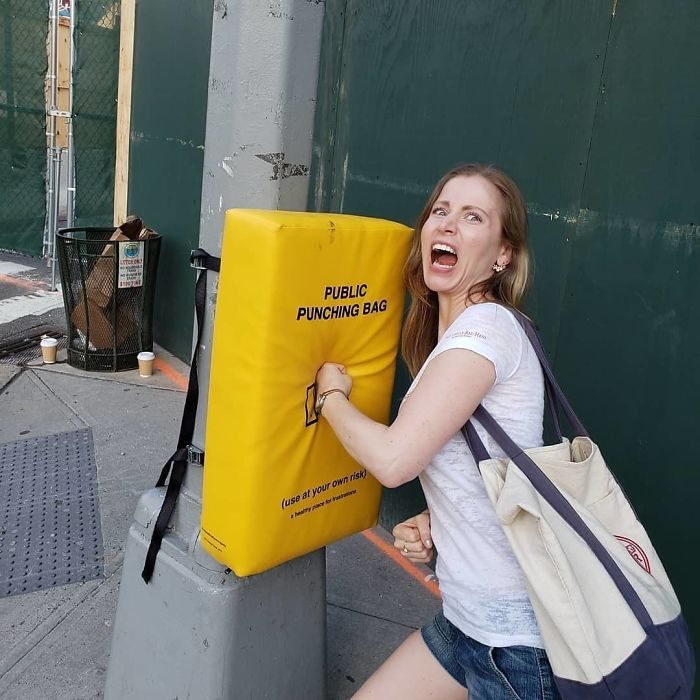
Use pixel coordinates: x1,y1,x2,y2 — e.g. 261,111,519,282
421,611,561,699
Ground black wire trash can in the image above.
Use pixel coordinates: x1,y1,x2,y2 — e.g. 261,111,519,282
56,226,161,371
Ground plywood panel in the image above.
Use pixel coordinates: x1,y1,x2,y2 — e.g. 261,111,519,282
554,0,700,646
127,0,214,360
312,5,700,667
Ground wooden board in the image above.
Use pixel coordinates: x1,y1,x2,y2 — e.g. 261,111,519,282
56,19,70,148
114,0,135,224
45,16,71,149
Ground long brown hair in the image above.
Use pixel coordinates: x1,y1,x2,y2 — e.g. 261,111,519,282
401,163,532,377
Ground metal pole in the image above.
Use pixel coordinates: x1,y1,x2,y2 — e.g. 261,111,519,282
44,150,54,259
44,0,59,262
50,148,62,291
66,0,76,228
104,2,328,697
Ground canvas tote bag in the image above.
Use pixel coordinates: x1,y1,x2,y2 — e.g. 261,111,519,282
462,313,695,699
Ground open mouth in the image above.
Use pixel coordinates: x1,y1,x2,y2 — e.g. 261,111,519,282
430,243,458,269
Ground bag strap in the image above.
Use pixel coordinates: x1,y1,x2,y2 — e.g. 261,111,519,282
510,311,588,439
141,249,221,583
463,311,586,456
461,313,653,629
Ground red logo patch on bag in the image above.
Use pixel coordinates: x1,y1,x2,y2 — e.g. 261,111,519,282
615,535,651,574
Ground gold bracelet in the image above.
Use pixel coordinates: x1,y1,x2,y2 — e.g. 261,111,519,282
315,388,348,416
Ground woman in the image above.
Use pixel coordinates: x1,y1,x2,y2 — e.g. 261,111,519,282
315,163,560,699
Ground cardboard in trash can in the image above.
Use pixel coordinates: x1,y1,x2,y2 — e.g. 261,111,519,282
70,298,136,350
70,218,156,348
82,217,144,309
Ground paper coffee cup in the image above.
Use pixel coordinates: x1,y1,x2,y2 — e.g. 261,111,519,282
137,351,155,377
40,337,58,364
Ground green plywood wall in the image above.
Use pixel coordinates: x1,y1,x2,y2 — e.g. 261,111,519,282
555,1,700,666
310,0,700,672
127,0,214,361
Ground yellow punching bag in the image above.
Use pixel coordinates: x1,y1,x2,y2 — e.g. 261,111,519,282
201,210,413,575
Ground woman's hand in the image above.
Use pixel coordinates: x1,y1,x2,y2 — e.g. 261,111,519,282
392,510,433,564
315,362,353,398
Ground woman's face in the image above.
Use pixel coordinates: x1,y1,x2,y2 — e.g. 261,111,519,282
420,174,511,302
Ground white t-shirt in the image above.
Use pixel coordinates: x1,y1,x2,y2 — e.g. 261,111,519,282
406,302,545,648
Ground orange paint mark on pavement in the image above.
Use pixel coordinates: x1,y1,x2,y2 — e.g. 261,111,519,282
362,528,441,599
154,356,188,390
0,274,44,292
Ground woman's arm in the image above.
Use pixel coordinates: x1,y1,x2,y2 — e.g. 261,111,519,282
316,347,495,487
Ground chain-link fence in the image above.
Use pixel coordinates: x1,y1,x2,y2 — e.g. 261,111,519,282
0,0,49,255
73,0,120,228
0,1,121,256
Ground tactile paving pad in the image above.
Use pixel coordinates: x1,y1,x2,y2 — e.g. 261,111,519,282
0,428,104,598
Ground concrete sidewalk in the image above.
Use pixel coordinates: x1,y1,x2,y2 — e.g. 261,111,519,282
0,345,440,699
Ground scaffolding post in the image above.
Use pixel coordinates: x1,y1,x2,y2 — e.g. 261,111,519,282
44,0,59,263
66,0,76,229
45,0,74,290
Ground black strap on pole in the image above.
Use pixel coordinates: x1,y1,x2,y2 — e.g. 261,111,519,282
141,249,221,584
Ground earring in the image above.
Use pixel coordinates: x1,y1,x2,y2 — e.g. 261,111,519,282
492,261,508,273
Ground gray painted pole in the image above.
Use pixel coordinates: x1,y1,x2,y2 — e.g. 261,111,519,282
104,2,327,698
44,0,59,262
65,0,76,229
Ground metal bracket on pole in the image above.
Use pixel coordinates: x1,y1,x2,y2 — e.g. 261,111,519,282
186,445,204,467
190,252,208,270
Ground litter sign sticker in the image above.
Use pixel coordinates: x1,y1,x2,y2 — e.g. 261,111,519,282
118,242,144,288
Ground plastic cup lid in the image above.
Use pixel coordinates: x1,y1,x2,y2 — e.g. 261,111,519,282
137,351,155,360
40,337,59,347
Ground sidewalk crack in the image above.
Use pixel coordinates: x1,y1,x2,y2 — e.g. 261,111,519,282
327,601,419,631
27,369,89,428
0,366,25,396
0,556,124,685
